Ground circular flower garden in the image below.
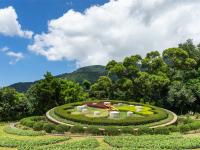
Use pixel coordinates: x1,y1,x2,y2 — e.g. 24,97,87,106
49,100,172,126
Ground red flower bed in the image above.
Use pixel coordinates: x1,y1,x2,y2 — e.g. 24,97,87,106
85,102,109,109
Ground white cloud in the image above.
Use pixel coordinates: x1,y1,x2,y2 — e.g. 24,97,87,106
0,46,24,64
0,6,33,39
29,0,200,67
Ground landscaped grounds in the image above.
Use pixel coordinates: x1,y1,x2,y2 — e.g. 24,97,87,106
2,119,200,150
51,100,170,126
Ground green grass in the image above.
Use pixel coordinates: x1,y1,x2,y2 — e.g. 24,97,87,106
2,120,200,150
21,138,99,150
104,134,200,149
3,126,45,136
0,136,69,148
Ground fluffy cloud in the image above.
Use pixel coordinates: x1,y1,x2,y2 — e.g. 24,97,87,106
0,6,33,39
0,47,24,64
29,0,200,67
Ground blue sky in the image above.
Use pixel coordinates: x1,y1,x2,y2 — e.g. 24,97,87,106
0,0,107,86
1,0,200,87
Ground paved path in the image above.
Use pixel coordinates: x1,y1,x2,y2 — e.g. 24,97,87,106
150,109,178,128
46,108,74,127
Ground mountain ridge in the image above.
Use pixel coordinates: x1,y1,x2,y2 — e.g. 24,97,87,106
9,65,107,92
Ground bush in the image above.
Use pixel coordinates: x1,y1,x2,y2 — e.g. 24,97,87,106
179,124,191,133
138,127,153,135
120,127,134,134
85,126,102,135
70,125,85,133
20,116,46,128
33,122,44,131
153,127,170,135
167,125,179,132
103,127,120,136
43,123,56,133
55,125,70,134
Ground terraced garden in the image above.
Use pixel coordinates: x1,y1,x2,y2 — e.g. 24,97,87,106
2,121,200,150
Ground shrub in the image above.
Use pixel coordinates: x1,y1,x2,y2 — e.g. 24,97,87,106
153,127,170,135
120,127,134,134
43,123,56,133
103,127,120,136
20,116,47,128
179,124,191,133
33,122,44,131
167,125,179,132
85,126,102,135
70,125,85,133
138,127,153,135
55,125,70,134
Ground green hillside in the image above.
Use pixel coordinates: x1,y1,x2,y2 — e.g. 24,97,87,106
9,65,106,92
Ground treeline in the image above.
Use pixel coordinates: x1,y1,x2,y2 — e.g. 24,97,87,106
0,72,88,121
1,39,200,121
90,39,200,114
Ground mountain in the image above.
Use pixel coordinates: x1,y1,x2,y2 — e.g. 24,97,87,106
9,65,107,93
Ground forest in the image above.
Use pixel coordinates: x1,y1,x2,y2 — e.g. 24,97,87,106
1,39,200,121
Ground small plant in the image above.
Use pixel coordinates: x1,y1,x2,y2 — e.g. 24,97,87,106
55,124,70,134
85,126,102,135
103,127,121,136
70,125,85,133
33,122,44,131
43,123,56,133
153,127,170,135
138,127,153,135
120,127,134,134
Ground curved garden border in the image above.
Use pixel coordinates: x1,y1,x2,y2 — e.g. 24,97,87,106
46,103,177,129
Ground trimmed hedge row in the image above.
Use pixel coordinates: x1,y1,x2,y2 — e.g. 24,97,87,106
20,116,70,134
20,116,200,136
53,100,169,126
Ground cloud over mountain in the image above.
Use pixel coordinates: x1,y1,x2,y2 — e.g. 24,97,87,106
29,0,200,67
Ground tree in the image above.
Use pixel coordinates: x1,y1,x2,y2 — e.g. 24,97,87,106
60,80,88,103
163,48,192,70
0,88,28,121
82,80,91,91
142,51,168,74
90,76,112,99
27,72,88,115
167,81,196,114
179,39,200,64
186,78,200,112
27,72,61,114
123,55,142,79
134,72,169,104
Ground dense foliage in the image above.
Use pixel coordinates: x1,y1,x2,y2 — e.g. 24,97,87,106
90,39,200,114
0,88,28,121
27,72,88,115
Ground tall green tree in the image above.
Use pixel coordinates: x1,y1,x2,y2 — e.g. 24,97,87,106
27,72,88,115
167,81,196,114
0,88,28,121
90,76,112,99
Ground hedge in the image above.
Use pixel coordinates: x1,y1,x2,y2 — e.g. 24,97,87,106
53,100,169,126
